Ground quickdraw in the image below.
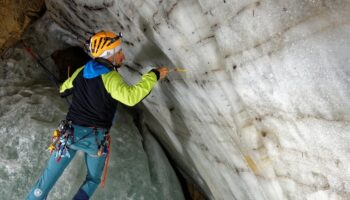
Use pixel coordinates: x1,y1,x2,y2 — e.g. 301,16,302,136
92,128,112,188
100,133,111,188
97,131,109,156
47,120,74,162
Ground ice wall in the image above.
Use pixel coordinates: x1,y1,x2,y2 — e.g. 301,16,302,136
2,0,350,199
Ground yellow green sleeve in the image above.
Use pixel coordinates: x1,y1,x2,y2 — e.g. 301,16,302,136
102,71,158,106
59,66,84,94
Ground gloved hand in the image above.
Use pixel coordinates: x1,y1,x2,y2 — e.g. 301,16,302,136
156,67,169,80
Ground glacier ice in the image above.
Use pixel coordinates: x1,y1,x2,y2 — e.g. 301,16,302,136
1,0,350,199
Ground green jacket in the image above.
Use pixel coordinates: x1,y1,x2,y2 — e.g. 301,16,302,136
59,60,159,128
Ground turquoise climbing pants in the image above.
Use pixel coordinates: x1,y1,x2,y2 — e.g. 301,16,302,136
26,124,108,200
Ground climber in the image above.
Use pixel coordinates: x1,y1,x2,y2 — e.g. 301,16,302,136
26,31,169,200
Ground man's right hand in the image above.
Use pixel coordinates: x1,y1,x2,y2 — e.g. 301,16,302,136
156,67,169,80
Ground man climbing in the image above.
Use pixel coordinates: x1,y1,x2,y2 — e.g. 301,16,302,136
26,31,168,200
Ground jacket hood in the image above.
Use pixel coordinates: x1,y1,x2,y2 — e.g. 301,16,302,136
83,59,111,79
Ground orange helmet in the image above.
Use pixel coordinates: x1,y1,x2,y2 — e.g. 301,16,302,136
88,31,122,59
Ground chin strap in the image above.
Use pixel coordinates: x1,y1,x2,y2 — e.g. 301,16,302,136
112,48,122,70
113,48,116,66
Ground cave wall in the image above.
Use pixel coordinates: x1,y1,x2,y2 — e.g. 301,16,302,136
2,0,350,199
0,0,45,56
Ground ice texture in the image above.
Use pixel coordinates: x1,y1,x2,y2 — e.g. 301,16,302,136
1,0,350,199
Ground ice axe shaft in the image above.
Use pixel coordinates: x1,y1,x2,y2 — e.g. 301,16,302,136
169,68,187,73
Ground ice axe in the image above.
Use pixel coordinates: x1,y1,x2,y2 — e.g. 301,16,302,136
169,68,188,73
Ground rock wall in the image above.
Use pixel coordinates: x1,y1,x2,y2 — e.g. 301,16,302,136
0,0,45,56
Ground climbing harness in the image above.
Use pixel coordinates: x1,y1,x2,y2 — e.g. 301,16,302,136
47,122,112,187
47,120,74,162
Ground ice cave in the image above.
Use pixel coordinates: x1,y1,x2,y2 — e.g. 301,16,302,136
0,0,349,199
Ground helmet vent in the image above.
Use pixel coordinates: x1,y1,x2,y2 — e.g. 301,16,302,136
92,39,97,53
106,40,113,47
101,38,108,49
96,38,103,52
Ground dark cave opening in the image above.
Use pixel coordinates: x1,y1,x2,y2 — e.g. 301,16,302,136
51,46,91,82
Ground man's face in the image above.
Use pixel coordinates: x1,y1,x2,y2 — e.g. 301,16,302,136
114,50,125,65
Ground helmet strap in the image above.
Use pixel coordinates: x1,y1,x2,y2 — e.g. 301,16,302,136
112,48,116,66
112,48,122,70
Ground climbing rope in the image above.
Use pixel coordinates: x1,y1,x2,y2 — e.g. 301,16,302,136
22,40,71,106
